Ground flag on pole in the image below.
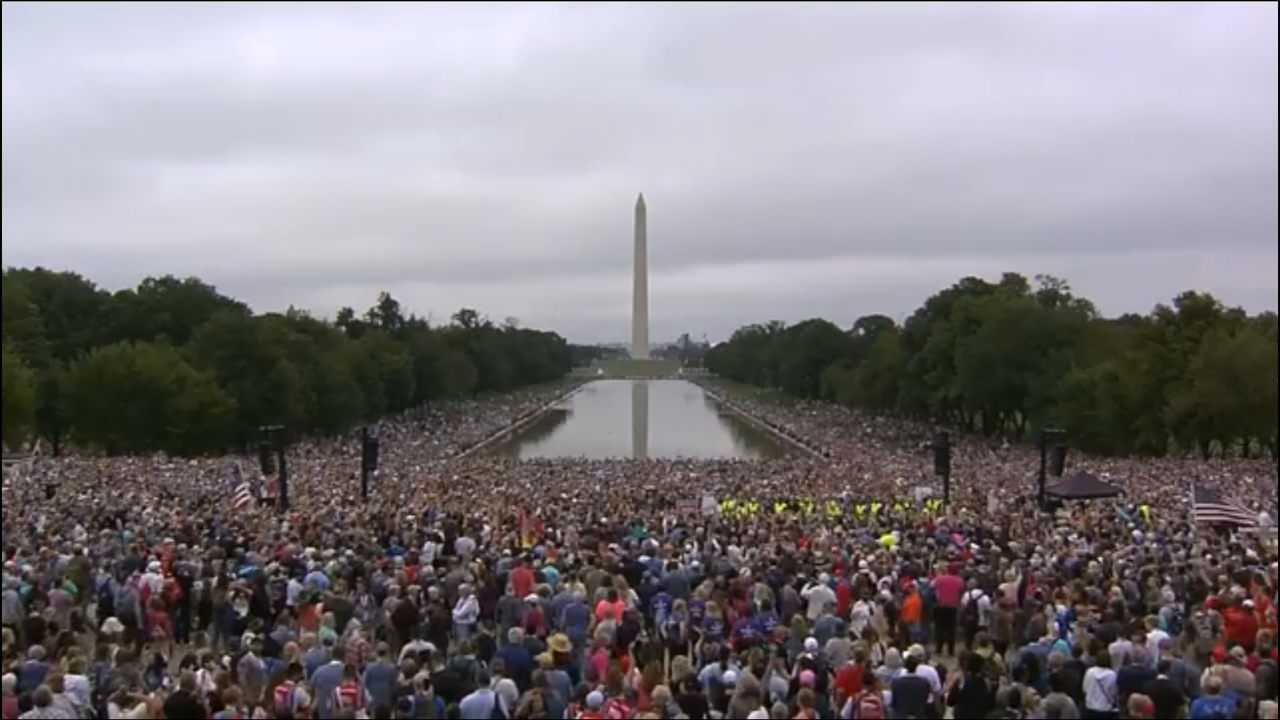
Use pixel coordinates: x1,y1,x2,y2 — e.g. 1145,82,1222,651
233,482,255,509
1191,482,1257,527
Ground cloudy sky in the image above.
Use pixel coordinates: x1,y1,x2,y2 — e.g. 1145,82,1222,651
3,1,1276,343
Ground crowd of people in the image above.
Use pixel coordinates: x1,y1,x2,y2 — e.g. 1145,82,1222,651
3,376,1277,719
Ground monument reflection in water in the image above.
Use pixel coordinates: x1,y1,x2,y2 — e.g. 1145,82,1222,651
631,380,649,460
492,379,788,460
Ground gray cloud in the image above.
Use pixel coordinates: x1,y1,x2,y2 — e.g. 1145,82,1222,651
3,1,1276,343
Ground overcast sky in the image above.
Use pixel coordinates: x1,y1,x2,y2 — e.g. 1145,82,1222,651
3,2,1276,343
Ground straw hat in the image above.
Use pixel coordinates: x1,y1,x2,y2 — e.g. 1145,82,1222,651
547,633,572,654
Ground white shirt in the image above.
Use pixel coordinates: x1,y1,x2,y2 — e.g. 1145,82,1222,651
801,583,836,620
400,639,438,664
850,600,872,636
913,664,942,700
452,594,479,624
286,578,304,607
106,700,151,719
64,673,93,712
1083,666,1118,712
141,571,164,596
1145,629,1170,668
196,667,220,695
963,589,992,626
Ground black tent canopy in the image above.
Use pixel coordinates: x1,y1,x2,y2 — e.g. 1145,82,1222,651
1045,471,1123,500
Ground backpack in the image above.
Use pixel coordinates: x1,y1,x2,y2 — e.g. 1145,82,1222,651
449,656,479,686
661,613,683,641
274,681,299,714
853,691,886,719
116,585,140,626
414,692,445,720
96,582,115,615
489,699,509,719
602,697,633,719
516,689,550,719
920,582,936,610
961,591,982,627
89,660,112,703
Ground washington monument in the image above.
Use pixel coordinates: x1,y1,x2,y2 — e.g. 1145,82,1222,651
631,193,649,359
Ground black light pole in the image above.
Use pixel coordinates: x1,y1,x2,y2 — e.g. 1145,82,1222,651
360,425,380,502
360,425,371,502
1037,428,1065,511
933,430,952,506
277,437,289,513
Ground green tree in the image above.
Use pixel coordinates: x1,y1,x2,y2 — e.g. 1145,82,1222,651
108,275,248,346
1,276,49,367
1,344,36,449
0,265,587,453
358,329,416,412
187,311,314,439
66,342,236,455
1166,326,1278,458
34,363,71,456
852,327,905,414
706,271,1276,457
3,268,111,362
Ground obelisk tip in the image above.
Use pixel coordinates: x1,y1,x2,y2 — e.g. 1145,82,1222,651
636,192,645,207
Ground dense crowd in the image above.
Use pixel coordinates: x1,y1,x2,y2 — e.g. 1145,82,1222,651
3,378,1277,720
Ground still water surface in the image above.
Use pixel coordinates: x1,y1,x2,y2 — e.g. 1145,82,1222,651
491,379,790,460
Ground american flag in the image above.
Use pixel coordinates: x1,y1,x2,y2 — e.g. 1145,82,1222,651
233,481,256,509
228,462,260,509
1191,482,1257,527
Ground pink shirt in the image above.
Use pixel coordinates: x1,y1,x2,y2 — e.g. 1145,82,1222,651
589,648,609,681
595,599,626,623
933,573,965,608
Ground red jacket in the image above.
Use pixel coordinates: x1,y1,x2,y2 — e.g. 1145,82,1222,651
836,581,853,619
1222,606,1258,649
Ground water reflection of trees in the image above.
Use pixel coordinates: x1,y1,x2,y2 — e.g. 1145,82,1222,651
490,409,572,457
703,392,790,459
719,413,791,459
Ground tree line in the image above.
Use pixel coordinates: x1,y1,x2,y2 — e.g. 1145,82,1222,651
705,273,1278,458
1,268,580,456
